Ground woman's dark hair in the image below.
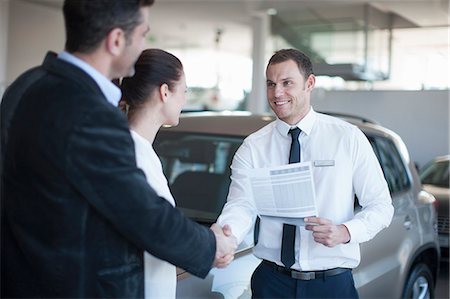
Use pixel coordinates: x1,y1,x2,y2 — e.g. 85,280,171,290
267,49,314,79
63,0,154,53
120,49,184,117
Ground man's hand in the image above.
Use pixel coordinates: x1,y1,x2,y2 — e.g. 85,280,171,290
304,217,350,247
210,224,238,268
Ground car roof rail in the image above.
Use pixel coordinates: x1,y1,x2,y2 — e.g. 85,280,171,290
319,111,379,125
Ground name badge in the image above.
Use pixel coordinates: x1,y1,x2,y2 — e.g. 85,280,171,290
314,160,335,167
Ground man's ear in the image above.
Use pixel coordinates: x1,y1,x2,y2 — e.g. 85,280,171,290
105,28,126,56
159,83,170,103
306,74,316,91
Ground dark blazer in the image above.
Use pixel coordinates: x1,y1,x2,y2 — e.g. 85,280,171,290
0,52,216,298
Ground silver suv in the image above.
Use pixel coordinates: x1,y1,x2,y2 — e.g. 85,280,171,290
420,155,450,259
155,111,440,299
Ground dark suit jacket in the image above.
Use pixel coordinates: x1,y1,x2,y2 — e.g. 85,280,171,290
0,52,216,298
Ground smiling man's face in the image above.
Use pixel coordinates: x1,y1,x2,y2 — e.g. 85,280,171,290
266,59,315,125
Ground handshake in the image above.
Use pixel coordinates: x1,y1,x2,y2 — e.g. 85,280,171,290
210,223,238,268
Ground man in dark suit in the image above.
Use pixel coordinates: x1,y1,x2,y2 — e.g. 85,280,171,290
0,0,236,297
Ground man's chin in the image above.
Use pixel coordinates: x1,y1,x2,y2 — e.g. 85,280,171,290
271,106,288,119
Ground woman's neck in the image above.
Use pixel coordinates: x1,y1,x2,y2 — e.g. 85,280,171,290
129,104,162,144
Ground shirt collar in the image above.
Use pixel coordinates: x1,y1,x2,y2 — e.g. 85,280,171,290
58,51,122,107
130,129,152,148
275,107,317,137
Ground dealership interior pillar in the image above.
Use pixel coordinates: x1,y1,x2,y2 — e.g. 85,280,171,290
248,11,270,114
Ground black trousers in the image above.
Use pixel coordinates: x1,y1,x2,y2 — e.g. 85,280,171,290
251,261,359,299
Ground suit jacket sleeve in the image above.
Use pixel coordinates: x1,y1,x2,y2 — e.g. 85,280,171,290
65,102,215,278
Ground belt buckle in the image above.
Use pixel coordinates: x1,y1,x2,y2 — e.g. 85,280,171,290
291,271,315,280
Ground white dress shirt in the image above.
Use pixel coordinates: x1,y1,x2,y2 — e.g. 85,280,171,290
131,130,177,299
218,108,393,271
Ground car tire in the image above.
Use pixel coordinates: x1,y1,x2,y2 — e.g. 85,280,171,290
402,263,435,299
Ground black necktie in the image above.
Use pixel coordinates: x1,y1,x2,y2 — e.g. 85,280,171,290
289,127,301,164
281,127,301,268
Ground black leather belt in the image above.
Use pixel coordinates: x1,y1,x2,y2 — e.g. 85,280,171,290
263,260,350,280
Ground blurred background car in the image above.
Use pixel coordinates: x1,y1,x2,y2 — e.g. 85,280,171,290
420,155,450,259
154,111,440,299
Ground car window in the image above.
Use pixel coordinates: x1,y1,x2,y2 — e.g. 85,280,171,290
154,131,243,224
420,159,450,188
368,135,411,194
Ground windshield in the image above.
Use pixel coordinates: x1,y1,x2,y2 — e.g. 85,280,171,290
154,131,243,224
420,159,450,188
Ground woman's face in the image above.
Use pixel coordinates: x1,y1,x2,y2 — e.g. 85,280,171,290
164,72,187,126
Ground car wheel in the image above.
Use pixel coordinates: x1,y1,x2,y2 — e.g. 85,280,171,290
402,263,435,299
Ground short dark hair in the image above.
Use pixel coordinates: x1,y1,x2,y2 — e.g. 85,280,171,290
120,49,184,118
267,49,314,79
63,0,154,53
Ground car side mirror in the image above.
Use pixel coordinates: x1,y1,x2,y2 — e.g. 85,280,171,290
417,190,436,205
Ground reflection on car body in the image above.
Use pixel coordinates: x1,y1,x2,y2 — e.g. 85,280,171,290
155,111,440,299
420,155,450,258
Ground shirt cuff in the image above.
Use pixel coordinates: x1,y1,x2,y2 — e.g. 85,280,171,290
217,218,249,245
342,218,366,244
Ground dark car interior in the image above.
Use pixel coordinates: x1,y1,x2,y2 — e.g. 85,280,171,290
155,132,241,224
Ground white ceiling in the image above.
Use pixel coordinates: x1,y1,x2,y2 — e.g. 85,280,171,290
24,0,450,56
151,0,450,56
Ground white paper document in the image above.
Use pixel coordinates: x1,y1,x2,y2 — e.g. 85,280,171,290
244,161,317,218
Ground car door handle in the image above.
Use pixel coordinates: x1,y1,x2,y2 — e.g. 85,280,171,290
403,216,412,230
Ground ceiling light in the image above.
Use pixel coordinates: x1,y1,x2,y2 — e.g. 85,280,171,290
267,8,277,16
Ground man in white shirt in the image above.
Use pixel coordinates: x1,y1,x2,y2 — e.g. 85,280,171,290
217,48,394,298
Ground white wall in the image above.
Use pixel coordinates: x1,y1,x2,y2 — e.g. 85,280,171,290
0,0,10,96
312,89,450,167
6,0,64,85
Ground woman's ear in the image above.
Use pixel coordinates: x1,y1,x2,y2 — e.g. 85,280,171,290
159,83,170,103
